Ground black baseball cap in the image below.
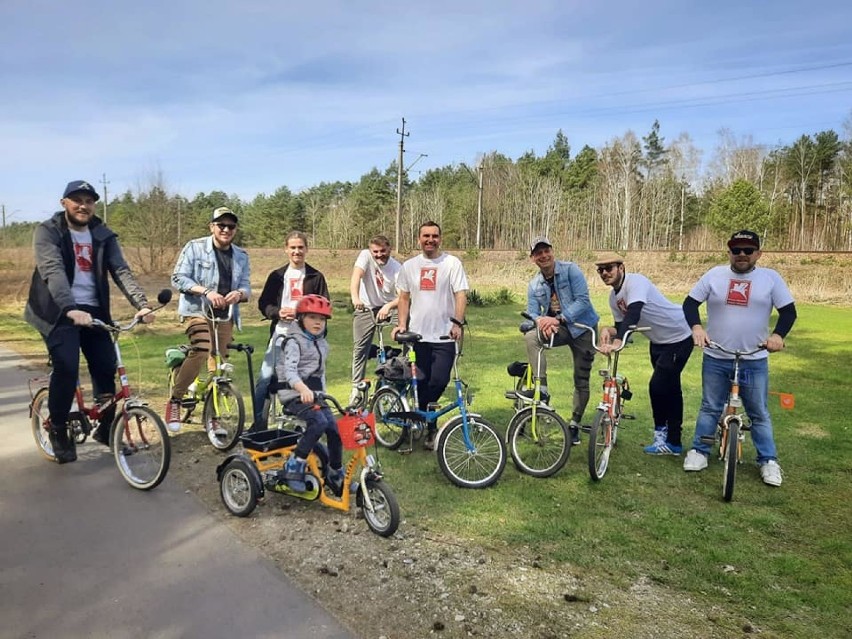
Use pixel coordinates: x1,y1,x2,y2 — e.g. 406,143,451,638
62,180,100,201
727,230,760,249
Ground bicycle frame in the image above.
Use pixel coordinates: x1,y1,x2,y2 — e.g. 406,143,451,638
575,322,647,481
701,342,765,501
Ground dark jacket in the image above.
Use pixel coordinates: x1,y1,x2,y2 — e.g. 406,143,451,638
24,211,148,337
257,263,329,338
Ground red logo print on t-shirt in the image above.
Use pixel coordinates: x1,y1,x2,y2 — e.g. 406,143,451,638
420,267,437,291
75,243,93,272
616,298,628,314
726,279,751,307
288,278,303,301
375,268,384,291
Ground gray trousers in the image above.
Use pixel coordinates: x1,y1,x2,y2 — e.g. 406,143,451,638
524,324,596,424
351,307,398,385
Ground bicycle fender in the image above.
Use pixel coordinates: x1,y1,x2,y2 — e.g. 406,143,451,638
216,453,265,498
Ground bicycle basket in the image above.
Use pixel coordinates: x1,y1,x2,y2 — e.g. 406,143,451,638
164,345,190,369
338,411,376,450
507,361,529,378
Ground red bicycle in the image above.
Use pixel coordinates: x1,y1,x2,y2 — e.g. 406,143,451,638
29,290,173,490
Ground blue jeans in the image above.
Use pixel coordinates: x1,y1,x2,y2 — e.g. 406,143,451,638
691,354,777,463
253,334,286,425
288,400,342,469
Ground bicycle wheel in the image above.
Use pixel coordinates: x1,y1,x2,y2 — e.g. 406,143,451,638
202,382,245,451
219,457,261,517
359,479,401,537
113,405,171,490
507,407,571,478
30,387,54,460
588,409,614,481
436,415,506,489
369,386,410,450
722,419,740,502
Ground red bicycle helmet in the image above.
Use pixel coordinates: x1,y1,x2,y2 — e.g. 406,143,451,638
296,294,332,318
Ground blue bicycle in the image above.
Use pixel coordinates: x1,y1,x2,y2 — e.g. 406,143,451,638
371,320,506,488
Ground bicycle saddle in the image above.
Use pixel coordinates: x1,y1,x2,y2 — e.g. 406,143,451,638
395,331,422,344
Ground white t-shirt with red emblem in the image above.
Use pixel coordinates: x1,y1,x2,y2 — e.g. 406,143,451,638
275,266,305,336
69,228,98,306
396,253,469,343
354,249,401,307
688,265,794,360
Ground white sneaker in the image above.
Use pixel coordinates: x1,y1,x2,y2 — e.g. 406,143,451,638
760,460,783,487
683,449,708,471
348,387,361,407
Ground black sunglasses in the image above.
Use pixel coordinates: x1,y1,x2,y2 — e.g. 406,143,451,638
730,247,756,256
215,223,237,231
596,264,619,274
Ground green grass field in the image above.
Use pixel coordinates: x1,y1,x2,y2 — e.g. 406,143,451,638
4,292,850,638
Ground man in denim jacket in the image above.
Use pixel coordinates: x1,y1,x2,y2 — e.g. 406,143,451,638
166,207,251,432
524,236,599,444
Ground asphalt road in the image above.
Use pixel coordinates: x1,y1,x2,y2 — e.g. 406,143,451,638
0,345,354,639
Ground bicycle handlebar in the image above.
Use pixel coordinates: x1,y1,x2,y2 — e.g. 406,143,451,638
707,342,766,357
573,322,650,354
200,296,235,322
90,288,172,333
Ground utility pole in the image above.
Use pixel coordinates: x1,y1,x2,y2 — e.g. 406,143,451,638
476,159,484,249
100,173,110,224
394,118,409,254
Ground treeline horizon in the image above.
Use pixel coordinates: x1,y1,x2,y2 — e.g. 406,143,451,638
4,117,852,271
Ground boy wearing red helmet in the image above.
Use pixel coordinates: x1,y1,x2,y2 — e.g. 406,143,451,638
275,295,343,492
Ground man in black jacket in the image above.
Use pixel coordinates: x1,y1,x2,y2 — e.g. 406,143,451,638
251,231,329,429
25,180,153,463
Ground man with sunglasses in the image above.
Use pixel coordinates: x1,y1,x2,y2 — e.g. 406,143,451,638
682,230,796,487
167,207,251,432
524,237,599,445
594,252,693,456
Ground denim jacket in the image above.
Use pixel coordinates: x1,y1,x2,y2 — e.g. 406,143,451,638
172,236,251,328
526,260,599,338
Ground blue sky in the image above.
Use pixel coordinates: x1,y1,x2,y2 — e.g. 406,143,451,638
2,0,850,222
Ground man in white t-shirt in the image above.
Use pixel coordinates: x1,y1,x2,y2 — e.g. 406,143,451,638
251,231,329,429
349,235,401,403
595,252,694,456
682,230,797,487
394,221,469,450
25,180,154,463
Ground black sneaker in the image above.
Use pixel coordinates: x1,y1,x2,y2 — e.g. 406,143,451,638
49,427,77,464
92,425,111,447
517,389,551,404
570,425,581,446
423,427,437,451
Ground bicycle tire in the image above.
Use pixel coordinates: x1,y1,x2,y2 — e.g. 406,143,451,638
369,386,410,450
360,479,401,537
112,405,171,490
435,415,506,489
202,382,245,451
219,457,261,517
30,387,54,460
507,406,571,478
588,408,614,481
722,418,740,502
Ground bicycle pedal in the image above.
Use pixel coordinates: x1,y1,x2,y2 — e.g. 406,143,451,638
699,436,716,445
621,414,635,420
398,447,413,455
